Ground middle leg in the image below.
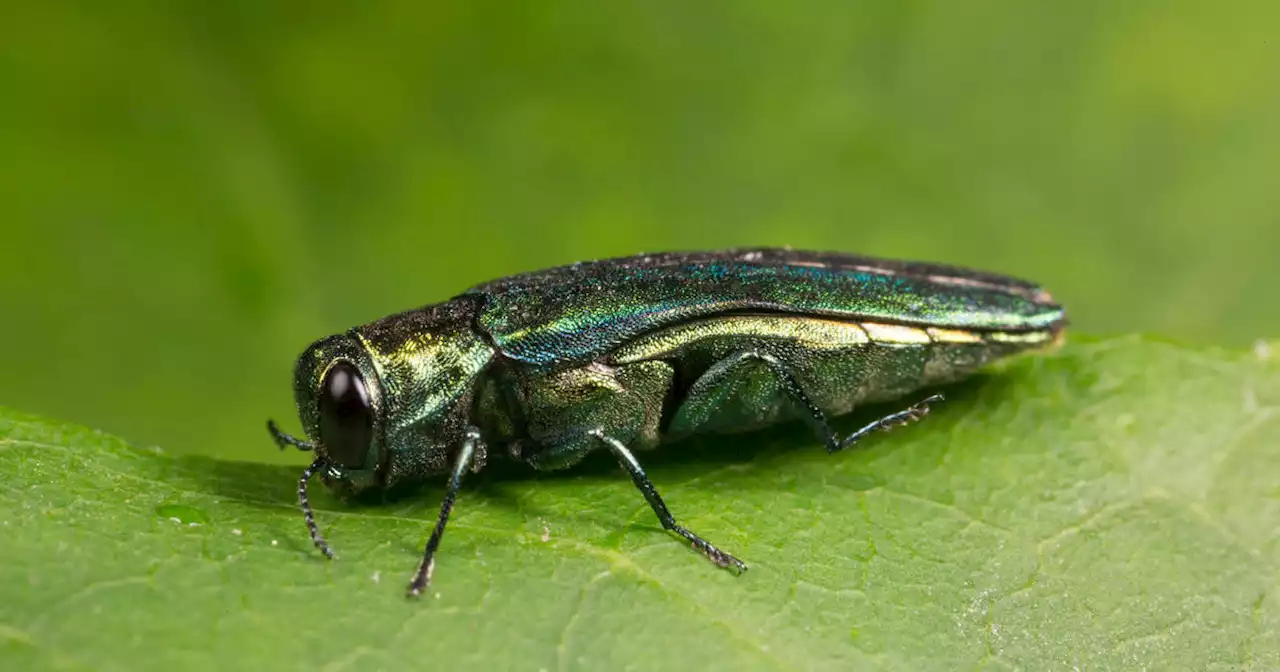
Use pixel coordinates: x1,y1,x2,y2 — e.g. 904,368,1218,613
518,360,745,573
590,429,746,573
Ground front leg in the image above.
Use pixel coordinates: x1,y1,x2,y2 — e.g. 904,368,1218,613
406,428,484,597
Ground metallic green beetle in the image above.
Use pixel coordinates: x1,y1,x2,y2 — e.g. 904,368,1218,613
268,248,1066,596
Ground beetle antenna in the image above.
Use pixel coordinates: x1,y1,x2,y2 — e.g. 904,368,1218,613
298,459,336,559
268,419,314,451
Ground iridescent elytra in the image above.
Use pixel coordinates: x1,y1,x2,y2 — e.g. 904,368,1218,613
267,248,1066,596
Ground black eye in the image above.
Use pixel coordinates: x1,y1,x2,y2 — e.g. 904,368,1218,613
318,361,373,469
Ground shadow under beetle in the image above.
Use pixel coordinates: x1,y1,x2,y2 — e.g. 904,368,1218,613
267,248,1067,596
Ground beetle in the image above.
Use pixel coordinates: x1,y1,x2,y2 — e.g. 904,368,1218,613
267,248,1066,596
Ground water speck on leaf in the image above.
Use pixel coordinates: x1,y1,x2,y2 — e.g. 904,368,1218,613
156,504,210,525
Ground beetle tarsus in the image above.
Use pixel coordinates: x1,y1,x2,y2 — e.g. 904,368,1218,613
832,393,945,452
680,529,748,573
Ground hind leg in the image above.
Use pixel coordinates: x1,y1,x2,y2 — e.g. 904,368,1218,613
672,349,942,453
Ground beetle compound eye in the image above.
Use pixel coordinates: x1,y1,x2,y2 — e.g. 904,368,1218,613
318,361,373,469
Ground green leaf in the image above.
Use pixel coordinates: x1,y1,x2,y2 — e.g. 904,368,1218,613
2,337,1278,670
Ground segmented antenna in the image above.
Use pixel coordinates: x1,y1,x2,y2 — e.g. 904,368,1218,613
268,419,314,451
297,458,336,559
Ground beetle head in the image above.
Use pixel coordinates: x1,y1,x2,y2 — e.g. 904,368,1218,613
269,299,496,501
284,332,389,497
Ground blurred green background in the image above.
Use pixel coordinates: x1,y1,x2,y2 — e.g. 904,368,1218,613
1,1,1276,463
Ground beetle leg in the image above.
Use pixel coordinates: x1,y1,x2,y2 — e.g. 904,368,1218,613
831,393,944,451
726,351,943,454
589,429,747,574
407,428,484,597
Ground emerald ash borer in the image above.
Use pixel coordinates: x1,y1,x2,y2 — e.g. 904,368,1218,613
267,248,1066,596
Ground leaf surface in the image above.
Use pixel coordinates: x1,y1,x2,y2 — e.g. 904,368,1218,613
2,338,1278,670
